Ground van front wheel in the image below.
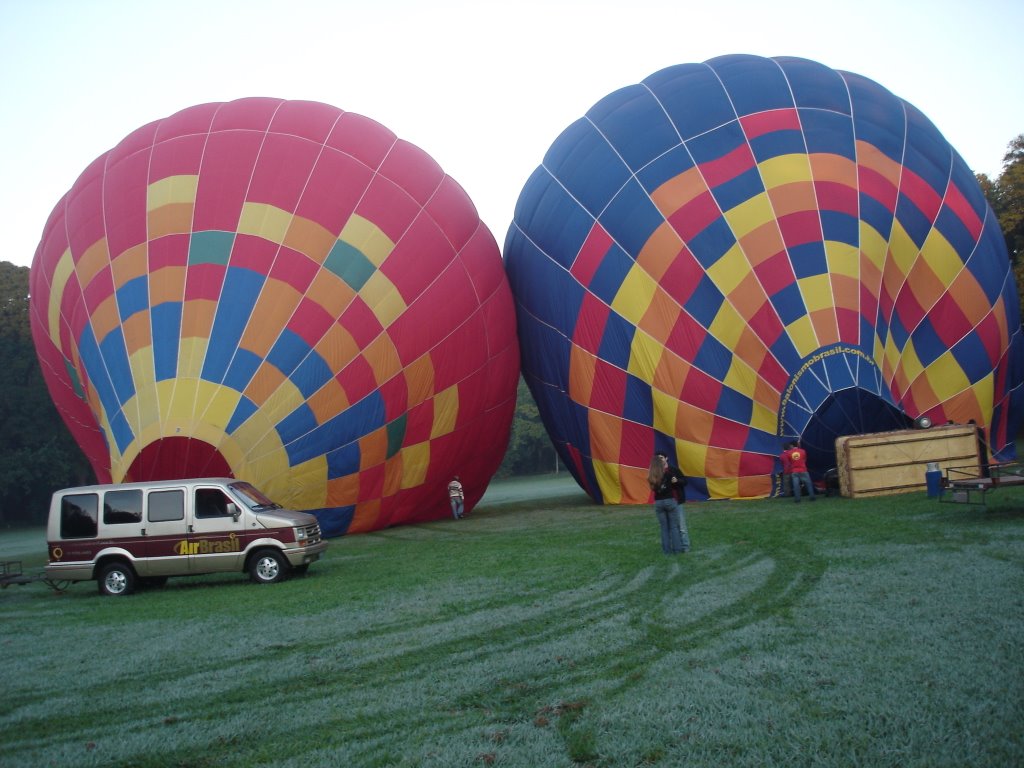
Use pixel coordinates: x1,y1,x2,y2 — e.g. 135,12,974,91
249,550,288,584
98,562,136,596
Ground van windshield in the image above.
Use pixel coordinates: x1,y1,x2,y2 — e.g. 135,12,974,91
229,482,281,511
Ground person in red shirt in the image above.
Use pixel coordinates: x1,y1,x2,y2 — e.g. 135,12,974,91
781,441,815,502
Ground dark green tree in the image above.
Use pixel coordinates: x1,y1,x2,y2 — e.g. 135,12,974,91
0,261,93,526
979,134,1024,312
497,376,560,477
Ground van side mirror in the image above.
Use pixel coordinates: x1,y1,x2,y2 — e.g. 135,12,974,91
227,502,240,520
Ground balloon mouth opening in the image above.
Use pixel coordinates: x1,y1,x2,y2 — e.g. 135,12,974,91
798,390,914,476
125,437,234,482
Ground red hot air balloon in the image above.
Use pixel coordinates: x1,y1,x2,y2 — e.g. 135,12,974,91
30,98,520,536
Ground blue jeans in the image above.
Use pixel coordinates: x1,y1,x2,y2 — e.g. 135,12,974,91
791,472,815,501
655,498,690,554
450,498,464,518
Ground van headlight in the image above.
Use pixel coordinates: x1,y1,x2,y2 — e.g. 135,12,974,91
294,526,308,543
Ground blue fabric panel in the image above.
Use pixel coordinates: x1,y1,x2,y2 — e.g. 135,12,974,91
684,275,724,328
589,243,634,305
688,217,736,269
600,179,664,256
277,402,319,447
109,409,134,454
790,242,828,279
520,320,571,390
545,118,630,217
202,267,265,383
643,63,735,140
623,373,653,425
226,396,259,434
287,392,385,467
597,311,636,369
116,276,149,321
309,506,355,538
717,388,754,424
508,169,595,271
223,348,262,392
933,207,973,265
637,145,696,193
587,85,681,172
713,166,764,214
888,312,909,349
290,351,334,400
98,327,135,406
799,108,856,160
749,130,806,162
778,57,852,114
895,194,934,249
951,331,994,384
151,302,182,382
709,54,793,115
903,105,950,195
267,328,311,379
772,282,806,326
694,334,731,381
325,442,361,479
820,210,859,246
911,319,948,368
687,120,746,166
846,72,906,167
859,194,895,240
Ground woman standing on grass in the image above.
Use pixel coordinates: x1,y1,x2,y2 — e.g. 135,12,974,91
648,453,690,555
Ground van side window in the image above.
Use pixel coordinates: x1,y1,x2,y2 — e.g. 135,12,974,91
61,493,98,539
148,490,184,522
104,489,143,524
195,488,232,518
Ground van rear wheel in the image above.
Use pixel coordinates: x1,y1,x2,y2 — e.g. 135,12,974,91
249,550,288,584
98,562,136,596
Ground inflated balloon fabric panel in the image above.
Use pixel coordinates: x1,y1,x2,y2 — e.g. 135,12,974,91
505,55,1024,503
30,98,519,536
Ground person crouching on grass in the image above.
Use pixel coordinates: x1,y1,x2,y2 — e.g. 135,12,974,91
647,452,691,555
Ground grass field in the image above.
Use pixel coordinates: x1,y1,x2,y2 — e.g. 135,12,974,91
1,475,1022,767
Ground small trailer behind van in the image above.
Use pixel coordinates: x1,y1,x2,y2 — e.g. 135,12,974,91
46,478,328,595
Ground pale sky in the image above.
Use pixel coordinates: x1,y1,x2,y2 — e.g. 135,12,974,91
1,0,1021,270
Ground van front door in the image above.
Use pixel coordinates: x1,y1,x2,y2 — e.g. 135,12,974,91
187,486,245,573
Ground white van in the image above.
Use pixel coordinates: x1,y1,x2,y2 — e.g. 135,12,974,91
46,478,328,595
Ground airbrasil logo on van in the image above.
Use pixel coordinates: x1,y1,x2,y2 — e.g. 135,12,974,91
173,533,240,555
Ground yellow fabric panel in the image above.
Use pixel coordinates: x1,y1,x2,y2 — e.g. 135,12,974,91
612,267,658,326
306,265,356,318
825,241,859,279
592,458,623,504
194,381,244,431
676,438,707,479
759,154,813,189
569,346,596,405
404,355,435,408
148,203,195,239
651,388,679,437
176,336,209,381
800,275,834,313
706,475,739,498
651,166,708,215
340,214,395,267
919,227,964,285
588,410,622,463
627,329,664,383
77,238,111,289
708,301,745,350
723,192,775,240
164,377,201,421
859,223,888,274
126,347,158,434
722,357,757,400
970,376,994,418
284,214,337,264
636,222,683,280
361,271,406,328
430,384,459,438
258,374,307,428
400,442,430,489
89,295,121,345
924,351,971,402
229,398,283,462
147,174,198,210
706,243,750,295
47,248,75,348
238,202,292,245
785,315,818,359
150,265,186,305
887,220,917,279
750,400,777,434
270,456,329,510
111,243,148,284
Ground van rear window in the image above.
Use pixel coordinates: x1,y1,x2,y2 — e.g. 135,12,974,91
61,494,98,539
104,489,143,524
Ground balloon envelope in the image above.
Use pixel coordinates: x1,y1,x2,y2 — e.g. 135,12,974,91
31,98,519,535
505,55,1024,502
